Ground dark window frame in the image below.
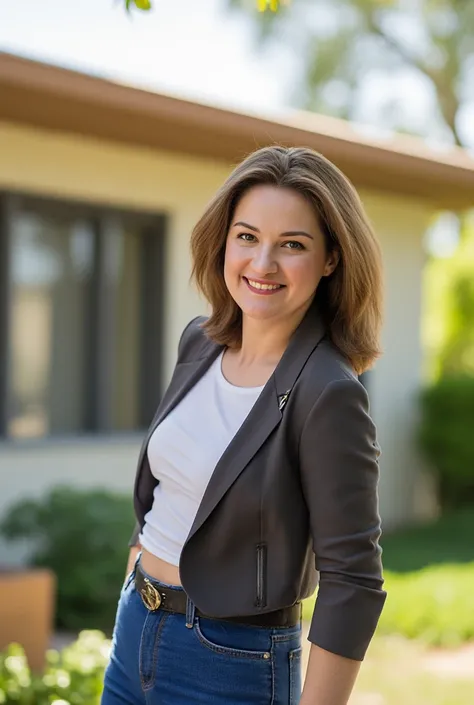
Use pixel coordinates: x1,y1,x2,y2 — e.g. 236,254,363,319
0,190,167,440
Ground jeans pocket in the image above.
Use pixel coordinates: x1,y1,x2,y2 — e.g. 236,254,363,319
194,618,272,660
289,646,302,705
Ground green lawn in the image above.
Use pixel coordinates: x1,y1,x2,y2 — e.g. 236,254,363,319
351,635,474,705
380,506,474,572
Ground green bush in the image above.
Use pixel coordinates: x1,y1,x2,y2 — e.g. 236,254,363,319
418,375,474,509
0,631,110,705
0,487,134,632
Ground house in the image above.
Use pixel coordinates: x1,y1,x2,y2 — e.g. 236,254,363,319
1,52,474,562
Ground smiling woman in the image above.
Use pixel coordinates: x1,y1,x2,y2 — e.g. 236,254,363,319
191,145,382,375
102,145,385,705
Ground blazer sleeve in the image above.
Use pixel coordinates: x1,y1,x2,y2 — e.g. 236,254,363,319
299,377,387,661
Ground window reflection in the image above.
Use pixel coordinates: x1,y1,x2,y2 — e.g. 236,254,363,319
8,210,94,438
5,199,164,439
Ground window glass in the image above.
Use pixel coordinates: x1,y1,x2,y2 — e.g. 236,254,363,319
8,209,94,438
111,222,141,431
4,200,165,439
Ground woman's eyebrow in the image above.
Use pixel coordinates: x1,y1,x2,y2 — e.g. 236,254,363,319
232,221,314,239
232,221,259,232
279,230,314,240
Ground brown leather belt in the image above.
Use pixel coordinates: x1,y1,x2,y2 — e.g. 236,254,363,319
134,562,301,628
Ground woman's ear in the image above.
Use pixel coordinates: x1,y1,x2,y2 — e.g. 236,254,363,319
324,249,340,277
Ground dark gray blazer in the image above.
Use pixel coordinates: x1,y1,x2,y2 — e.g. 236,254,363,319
129,303,387,661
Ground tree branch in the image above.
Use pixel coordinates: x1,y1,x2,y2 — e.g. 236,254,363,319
365,13,462,144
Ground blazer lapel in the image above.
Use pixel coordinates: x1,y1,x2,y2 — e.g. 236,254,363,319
185,301,327,545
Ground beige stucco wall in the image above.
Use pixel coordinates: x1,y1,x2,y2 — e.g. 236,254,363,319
0,121,435,563
359,193,438,529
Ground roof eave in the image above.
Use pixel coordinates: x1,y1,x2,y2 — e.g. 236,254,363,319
0,51,473,210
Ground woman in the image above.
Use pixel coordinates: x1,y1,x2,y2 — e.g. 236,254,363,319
101,146,387,705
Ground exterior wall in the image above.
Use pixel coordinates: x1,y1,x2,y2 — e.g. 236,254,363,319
0,122,228,563
360,192,437,530
0,122,435,564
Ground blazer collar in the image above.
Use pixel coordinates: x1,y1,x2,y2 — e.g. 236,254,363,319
273,299,327,399
182,300,327,546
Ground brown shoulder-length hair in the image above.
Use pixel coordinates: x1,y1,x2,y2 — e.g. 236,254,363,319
190,145,383,375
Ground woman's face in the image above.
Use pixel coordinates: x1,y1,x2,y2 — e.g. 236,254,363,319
224,184,338,326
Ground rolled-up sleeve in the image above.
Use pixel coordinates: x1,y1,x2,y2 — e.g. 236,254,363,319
299,377,387,661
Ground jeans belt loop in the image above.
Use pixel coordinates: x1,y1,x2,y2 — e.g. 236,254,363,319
185,595,196,628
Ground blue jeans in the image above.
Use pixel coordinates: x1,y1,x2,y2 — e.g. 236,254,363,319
102,562,302,704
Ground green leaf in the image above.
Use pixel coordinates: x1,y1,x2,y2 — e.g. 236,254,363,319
257,0,287,10
125,0,152,11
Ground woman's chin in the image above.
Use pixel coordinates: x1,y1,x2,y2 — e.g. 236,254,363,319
238,304,284,322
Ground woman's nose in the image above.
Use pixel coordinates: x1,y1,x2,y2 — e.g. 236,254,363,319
250,247,278,274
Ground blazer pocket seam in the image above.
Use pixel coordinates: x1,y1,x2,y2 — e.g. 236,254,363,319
256,543,267,608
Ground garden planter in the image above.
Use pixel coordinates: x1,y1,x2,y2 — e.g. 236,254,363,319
0,567,55,671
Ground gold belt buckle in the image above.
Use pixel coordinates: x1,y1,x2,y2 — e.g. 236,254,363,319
141,578,162,611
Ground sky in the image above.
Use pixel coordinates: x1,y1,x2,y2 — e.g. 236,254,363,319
0,0,442,128
0,0,297,113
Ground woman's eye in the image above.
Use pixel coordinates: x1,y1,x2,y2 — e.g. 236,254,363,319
283,241,305,250
238,233,256,242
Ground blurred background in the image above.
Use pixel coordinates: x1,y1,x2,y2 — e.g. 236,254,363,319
0,1,473,703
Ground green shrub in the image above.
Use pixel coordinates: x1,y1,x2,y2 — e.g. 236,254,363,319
0,631,110,705
418,375,474,509
0,487,134,632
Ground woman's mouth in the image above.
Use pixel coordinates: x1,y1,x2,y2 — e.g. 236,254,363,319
243,277,285,295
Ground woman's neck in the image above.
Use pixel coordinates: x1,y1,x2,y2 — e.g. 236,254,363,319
235,313,300,366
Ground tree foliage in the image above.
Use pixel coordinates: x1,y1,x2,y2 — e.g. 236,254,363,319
124,1,473,146
423,215,474,379
231,0,474,147
125,0,288,13
125,0,152,10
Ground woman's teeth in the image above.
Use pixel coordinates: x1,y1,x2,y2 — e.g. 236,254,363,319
247,279,282,291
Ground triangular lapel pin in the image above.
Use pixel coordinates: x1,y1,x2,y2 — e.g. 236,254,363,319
278,389,291,411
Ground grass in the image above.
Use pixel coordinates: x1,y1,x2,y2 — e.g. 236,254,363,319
380,506,474,572
350,635,474,705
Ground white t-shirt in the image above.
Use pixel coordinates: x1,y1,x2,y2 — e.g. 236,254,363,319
139,351,264,566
